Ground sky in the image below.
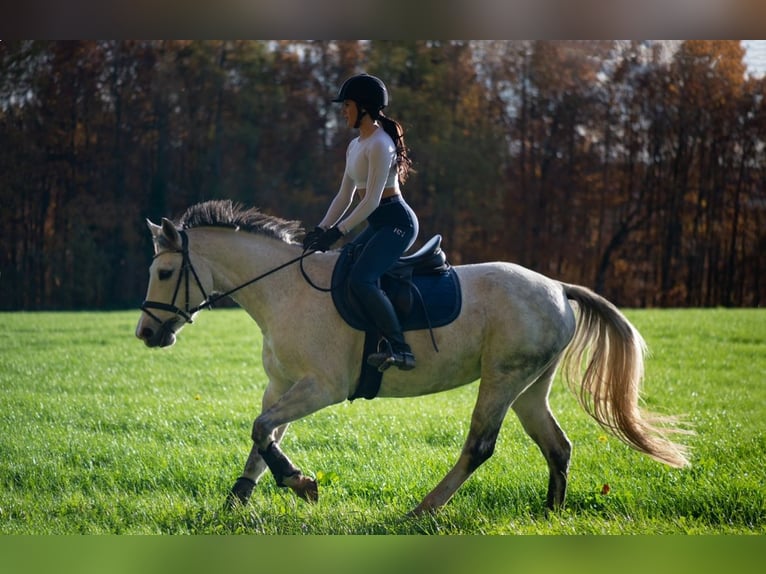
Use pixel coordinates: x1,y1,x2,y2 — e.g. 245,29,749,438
743,40,766,76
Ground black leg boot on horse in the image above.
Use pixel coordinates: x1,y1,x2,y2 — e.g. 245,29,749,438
351,280,416,372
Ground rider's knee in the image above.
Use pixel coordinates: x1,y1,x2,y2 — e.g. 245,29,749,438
348,275,376,299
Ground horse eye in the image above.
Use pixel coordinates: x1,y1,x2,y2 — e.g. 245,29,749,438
158,269,174,281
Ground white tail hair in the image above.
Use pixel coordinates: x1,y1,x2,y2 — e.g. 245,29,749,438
561,284,691,468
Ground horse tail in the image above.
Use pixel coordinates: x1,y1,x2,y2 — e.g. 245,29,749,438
560,283,691,468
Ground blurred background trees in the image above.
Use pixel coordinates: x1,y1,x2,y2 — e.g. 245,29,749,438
1,40,763,310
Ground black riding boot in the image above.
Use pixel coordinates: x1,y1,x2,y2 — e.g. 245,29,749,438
351,282,416,372
367,337,416,372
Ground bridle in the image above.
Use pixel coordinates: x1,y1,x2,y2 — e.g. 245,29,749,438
141,229,324,328
140,230,210,326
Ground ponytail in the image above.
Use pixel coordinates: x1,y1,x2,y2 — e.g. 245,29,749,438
377,113,414,185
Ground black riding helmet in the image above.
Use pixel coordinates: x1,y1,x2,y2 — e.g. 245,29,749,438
332,74,388,127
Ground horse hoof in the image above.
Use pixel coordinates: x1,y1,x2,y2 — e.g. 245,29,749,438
227,476,256,508
408,500,439,518
294,477,319,503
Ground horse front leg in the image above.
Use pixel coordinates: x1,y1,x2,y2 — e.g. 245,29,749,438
255,440,319,503
227,424,289,507
248,376,345,504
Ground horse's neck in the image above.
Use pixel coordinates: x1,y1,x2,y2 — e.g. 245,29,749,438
189,228,329,328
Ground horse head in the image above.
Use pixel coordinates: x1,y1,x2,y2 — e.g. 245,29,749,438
135,218,211,348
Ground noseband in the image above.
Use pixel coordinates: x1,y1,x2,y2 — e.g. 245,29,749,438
141,230,210,326
141,229,317,328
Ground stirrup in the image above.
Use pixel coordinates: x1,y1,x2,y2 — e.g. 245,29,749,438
367,340,416,372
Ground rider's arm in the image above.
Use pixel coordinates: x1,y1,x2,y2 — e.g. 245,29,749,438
319,171,356,230
335,136,394,234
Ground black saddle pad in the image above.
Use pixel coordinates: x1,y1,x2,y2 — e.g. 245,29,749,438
331,244,462,333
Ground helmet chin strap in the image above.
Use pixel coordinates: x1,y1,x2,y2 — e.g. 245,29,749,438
353,102,367,129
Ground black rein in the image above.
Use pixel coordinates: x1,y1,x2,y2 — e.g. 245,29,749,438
141,229,323,325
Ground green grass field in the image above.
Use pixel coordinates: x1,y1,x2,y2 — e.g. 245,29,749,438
0,308,763,534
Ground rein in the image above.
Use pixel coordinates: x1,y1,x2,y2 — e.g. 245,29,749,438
141,229,321,326
299,252,339,293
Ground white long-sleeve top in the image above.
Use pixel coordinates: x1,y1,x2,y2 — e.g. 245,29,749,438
319,126,399,235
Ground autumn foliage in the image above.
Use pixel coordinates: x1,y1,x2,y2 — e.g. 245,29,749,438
1,40,763,309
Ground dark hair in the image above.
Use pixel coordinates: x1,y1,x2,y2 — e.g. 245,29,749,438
376,112,414,185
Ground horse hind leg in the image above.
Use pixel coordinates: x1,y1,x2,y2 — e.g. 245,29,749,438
511,362,572,511
410,371,522,516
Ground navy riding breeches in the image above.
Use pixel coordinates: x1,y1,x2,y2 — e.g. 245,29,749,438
348,196,419,349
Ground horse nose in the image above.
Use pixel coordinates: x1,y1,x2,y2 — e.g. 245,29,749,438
137,325,154,342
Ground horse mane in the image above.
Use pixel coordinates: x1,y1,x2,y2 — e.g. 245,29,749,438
176,200,303,244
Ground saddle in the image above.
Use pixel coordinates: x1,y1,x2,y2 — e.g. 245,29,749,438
331,235,462,401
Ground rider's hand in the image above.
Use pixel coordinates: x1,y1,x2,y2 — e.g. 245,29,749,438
302,226,325,250
311,226,343,252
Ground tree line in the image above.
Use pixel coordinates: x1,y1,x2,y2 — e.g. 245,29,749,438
1,40,764,310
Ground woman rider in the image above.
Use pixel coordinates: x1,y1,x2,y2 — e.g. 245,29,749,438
304,73,419,372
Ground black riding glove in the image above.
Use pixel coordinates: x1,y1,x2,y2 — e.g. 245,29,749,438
302,226,325,250
312,226,343,252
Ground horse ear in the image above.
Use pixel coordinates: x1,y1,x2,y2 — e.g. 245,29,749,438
146,218,162,238
146,219,164,255
160,217,182,250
